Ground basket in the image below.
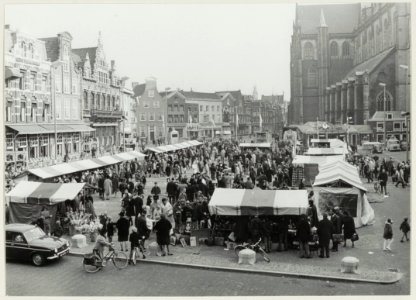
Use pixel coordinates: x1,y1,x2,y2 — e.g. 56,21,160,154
83,253,96,265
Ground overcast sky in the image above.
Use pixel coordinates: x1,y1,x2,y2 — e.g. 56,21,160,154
5,3,295,99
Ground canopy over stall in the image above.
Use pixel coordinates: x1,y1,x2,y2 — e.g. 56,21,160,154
304,148,348,156
239,143,271,149
146,140,203,153
208,188,308,216
6,182,86,226
28,150,145,180
291,155,344,186
313,160,374,227
6,182,85,204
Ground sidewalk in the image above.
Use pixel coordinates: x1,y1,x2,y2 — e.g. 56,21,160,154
67,232,402,284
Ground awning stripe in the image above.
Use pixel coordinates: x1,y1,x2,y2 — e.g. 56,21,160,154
26,183,62,204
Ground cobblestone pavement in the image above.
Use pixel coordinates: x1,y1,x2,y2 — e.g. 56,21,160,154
4,255,409,296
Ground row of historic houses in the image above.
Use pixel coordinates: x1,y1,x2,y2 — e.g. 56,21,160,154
4,26,134,175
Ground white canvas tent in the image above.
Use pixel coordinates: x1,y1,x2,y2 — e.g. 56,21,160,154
208,188,308,216
313,161,375,228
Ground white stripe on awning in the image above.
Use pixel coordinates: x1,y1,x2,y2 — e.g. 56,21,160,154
6,181,42,203
49,183,86,203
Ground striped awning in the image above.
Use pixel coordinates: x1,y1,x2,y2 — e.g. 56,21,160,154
208,188,308,216
6,182,85,204
28,150,146,179
146,140,203,153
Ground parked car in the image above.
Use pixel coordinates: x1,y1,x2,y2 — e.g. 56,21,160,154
386,139,401,151
5,223,70,266
400,140,409,151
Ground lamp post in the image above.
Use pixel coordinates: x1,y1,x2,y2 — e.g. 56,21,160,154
379,82,387,146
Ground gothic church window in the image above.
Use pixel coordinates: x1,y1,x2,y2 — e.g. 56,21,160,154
376,90,392,111
342,41,350,56
303,42,314,60
330,41,339,57
307,68,317,88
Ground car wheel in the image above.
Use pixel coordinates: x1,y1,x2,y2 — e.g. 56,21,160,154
32,253,45,266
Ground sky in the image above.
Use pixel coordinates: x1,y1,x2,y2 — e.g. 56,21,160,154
5,3,295,99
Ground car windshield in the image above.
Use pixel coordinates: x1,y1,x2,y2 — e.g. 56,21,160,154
23,227,46,242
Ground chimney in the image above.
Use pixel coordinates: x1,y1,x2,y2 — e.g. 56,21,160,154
111,60,115,71
145,77,157,90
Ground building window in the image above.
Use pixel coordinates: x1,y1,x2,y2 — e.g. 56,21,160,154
307,68,318,88
199,106,203,112
149,113,155,121
55,76,61,92
140,113,146,121
376,122,384,131
143,101,149,108
6,104,12,122
217,105,220,112
107,95,111,110
330,41,339,57
112,96,116,108
148,90,155,98
168,105,172,112
342,41,350,56
84,91,89,109
303,42,314,59
206,105,209,111
29,72,36,91
387,113,392,120
402,121,407,129
393,122,401,131
97,94,101,110
91,93,95,109
43,104,49,121
31,103,37,122
168,116,172,123
158,114,163,121
376,90,392,111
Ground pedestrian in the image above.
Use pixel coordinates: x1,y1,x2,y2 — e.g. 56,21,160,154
383,218,394,251
378,166,389,197
154,214,173,256
399,218,410,242
40,206,51,236
317,213,332,258
135,211,149,257
330,207,342,252
151,182,161,199
296,214,311,258
128,227,140,264
103,175,112,201
342,211,356,248
161,197,175,230
307,198,319,228
106,217,114,243
116,211,130,252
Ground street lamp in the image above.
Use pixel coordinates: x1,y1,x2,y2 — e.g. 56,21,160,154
379,82,387,146
401,111,410,162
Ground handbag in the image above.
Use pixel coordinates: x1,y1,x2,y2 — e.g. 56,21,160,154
332,233,344,242
351,233,359,242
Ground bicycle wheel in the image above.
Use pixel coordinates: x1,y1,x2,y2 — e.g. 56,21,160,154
258,248,271,263
112,250,128,269
234,245,246,257
82,254,102,273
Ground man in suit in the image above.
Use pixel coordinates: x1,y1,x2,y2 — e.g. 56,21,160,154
317,213,333,258
331,207,342,252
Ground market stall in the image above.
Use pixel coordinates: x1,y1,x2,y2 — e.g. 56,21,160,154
208,188,308,216
239,142,272,149
6,182,86,229
28,150,146,180
146,140,203,153
291,155,344,187
313,160,375,228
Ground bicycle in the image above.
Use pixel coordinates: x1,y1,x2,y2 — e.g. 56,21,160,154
83,244,128,273
234,238,271,263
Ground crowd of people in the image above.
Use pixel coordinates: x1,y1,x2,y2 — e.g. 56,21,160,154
5,137,411,261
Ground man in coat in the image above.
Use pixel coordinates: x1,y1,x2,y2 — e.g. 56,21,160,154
154,214,173,256
166,178,178,204
296,214,311,258
331,207,342,252
317,213,333,258
103,175,112,201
